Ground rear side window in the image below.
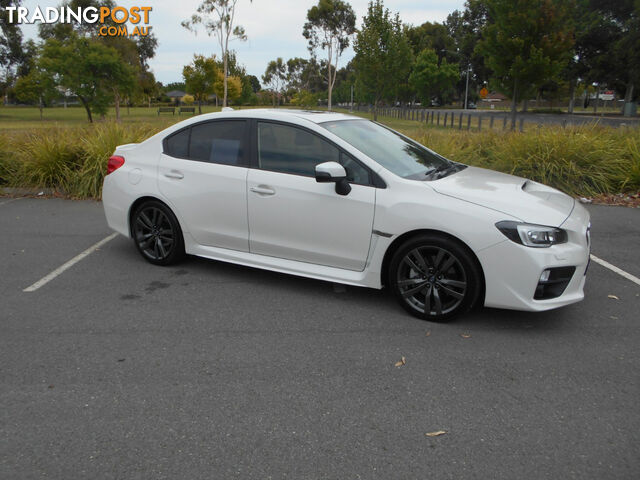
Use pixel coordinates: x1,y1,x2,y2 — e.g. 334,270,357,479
164,120,247,166
258,122,340,176
190,121,246,165
165,128,189,158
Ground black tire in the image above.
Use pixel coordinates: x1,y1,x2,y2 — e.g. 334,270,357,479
388,233,482,322
131,200,185,266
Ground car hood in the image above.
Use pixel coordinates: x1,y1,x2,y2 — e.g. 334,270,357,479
430,166,575,226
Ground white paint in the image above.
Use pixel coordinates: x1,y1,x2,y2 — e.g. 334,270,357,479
23,233,118,292
590,254,640,287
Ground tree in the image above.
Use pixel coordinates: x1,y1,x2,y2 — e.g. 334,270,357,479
40,34,129,123
409,48,459,106
13,64,57,120
303,0,356,110
262,58,287,106
1,0,24,102
182,0,251,107
183,55,219,114
477,0,574,128
353,0,412,120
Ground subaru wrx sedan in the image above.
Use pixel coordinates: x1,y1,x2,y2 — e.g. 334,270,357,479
102,109,590,321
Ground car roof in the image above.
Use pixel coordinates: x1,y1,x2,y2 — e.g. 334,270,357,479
186,108,363,124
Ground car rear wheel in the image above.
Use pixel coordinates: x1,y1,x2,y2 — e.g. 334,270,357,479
389,233,482,322
132,200,185,265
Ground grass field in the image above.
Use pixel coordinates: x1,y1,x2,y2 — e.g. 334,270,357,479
1,105,639,199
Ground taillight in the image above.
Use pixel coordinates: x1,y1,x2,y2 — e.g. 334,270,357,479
107,155,125,174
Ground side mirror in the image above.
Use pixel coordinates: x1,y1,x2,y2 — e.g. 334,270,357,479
315,161,351,196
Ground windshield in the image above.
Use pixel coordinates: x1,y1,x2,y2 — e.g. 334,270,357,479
320,119,454,180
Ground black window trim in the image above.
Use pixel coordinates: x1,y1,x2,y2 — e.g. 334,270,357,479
252,118,386,189
162,118,252,168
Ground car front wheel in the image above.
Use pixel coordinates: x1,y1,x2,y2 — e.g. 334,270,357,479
389,233,482,322
132,200,185,265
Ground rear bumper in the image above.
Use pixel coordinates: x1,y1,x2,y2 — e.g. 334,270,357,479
478,204,591,312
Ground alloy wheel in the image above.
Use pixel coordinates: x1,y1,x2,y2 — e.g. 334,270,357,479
396,246,467,318
134,206,176,261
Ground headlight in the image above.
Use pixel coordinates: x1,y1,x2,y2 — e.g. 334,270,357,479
495,221,568,248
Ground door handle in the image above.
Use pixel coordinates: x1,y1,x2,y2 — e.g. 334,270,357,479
250,185,276,196
164,170,184,179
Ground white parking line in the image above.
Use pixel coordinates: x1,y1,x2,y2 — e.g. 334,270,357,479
590,254,640,287
23,233,119,292
0,197,22,206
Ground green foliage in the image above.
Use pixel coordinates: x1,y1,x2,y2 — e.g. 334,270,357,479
353,0,412,117
183,55,219,113
414,124,640,196
290,90,318,108
263,58,287,105
40,33,133,123
13,64,57,119
409,49,459,105
477,0,574,104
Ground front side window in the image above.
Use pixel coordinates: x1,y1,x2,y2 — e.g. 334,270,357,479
258,122,340,176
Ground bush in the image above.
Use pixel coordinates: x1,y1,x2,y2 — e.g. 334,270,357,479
2,122,163,198
414,124,640,196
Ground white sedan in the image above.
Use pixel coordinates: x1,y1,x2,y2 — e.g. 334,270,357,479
102,109,590,321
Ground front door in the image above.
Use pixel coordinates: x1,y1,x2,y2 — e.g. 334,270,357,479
247,121,376,271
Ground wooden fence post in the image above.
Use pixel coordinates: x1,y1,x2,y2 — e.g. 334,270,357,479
444,112,448,127
437,112,440,126
519,118,524,132
503,117,507,130
458,112,463,129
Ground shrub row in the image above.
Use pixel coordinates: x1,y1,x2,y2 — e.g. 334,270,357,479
1,122,638,199
0,123,161,198
414,124,640,197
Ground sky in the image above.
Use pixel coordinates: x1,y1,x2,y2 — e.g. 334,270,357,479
18,0,466,85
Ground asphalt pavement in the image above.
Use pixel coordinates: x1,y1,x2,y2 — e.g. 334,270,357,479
1,198,639,479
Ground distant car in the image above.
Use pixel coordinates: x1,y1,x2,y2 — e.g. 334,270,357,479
467,101,477,109
103,109,590,321
430,100,440,107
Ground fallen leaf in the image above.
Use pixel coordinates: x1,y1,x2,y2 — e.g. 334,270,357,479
425,430,447,437
425,330,431,337
460,333,471,339
607,295,619,300
394,356,406,367
47,385,54,389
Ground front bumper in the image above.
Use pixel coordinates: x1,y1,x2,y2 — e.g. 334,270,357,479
478,203,591,312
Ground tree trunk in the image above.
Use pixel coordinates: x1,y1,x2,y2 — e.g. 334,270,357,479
223,52,228,107
523,99,529,112
39,95,43,120
623,83,634,116
373,98,378,121
80,97,93,123
114,91,121,122
568,80,576,114
198,99,202,115
593,86,600,115
510,79,518,131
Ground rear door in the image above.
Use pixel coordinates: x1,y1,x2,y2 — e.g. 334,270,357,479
158,120,250,251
